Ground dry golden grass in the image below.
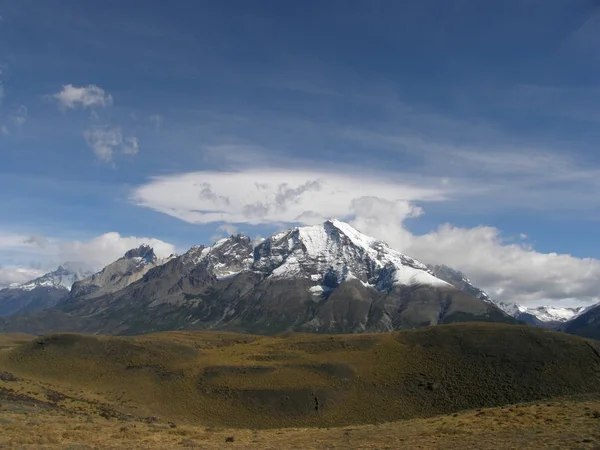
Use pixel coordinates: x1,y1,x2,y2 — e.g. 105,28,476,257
0,332,35,350
1,396,600,449
1,324,600,430
2,324,600,449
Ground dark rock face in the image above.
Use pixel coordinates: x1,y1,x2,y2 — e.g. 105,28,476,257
124,244,157,263
0,221,517,336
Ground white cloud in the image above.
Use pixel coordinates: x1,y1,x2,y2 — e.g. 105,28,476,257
84,128,121,162
402,225,600,307
52,84,113,110
57,232,176,268
149,114,164,129
0,266,45,288
209,223,240,243
132,169,600,308
83,128,139,162
345,208,600,308
131,170,446,225
0,231,176,287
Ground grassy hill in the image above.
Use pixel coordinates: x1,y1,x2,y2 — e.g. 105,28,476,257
0,332,35,350
1,323,600,430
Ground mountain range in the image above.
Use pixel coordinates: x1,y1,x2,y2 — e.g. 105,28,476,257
0,264,92,317
0,219,597,338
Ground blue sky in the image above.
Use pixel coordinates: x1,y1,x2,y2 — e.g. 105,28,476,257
0,0,599,306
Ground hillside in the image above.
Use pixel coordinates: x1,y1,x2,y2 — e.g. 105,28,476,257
2,394,600,449
1,323,600,429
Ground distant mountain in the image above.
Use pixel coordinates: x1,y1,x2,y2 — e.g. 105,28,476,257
0,220,516,335
0,264,91,317
429,264,588,329
494,302,587,328
561,304,600,339
67,244,174,302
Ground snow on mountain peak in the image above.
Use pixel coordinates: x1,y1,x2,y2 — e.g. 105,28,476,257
493,301,586,323
527,305,587,323
254,220,452,290
9,265,92,292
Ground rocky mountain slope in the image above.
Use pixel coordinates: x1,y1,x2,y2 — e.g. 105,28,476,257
0,220,515,335
429,265,588,328
0,265,91,317
428,265,491,302
67,245,173,301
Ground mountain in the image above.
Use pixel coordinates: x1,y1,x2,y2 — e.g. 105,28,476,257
0,220,516,335
67,244,174,302
561,304,600,339
428,265,491,301
0,264,91,317
429,264,587,328
494,302,587,328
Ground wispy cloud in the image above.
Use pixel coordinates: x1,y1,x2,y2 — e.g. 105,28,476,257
83,127,140,162
122,136,139,155
52,84,113,110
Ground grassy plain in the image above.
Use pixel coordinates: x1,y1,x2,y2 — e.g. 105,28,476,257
1,323,600,448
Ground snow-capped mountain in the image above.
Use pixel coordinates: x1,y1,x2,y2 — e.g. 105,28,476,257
0,220,515,335
8,264,91,292
0,264,92,317
494,302,587,326
258,220,452,291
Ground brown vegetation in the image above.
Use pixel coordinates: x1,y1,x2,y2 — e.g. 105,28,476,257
1,323,600,447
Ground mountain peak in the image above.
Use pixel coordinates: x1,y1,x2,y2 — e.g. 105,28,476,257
124,244,156,263
254,219,451,290
5,264,92,293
